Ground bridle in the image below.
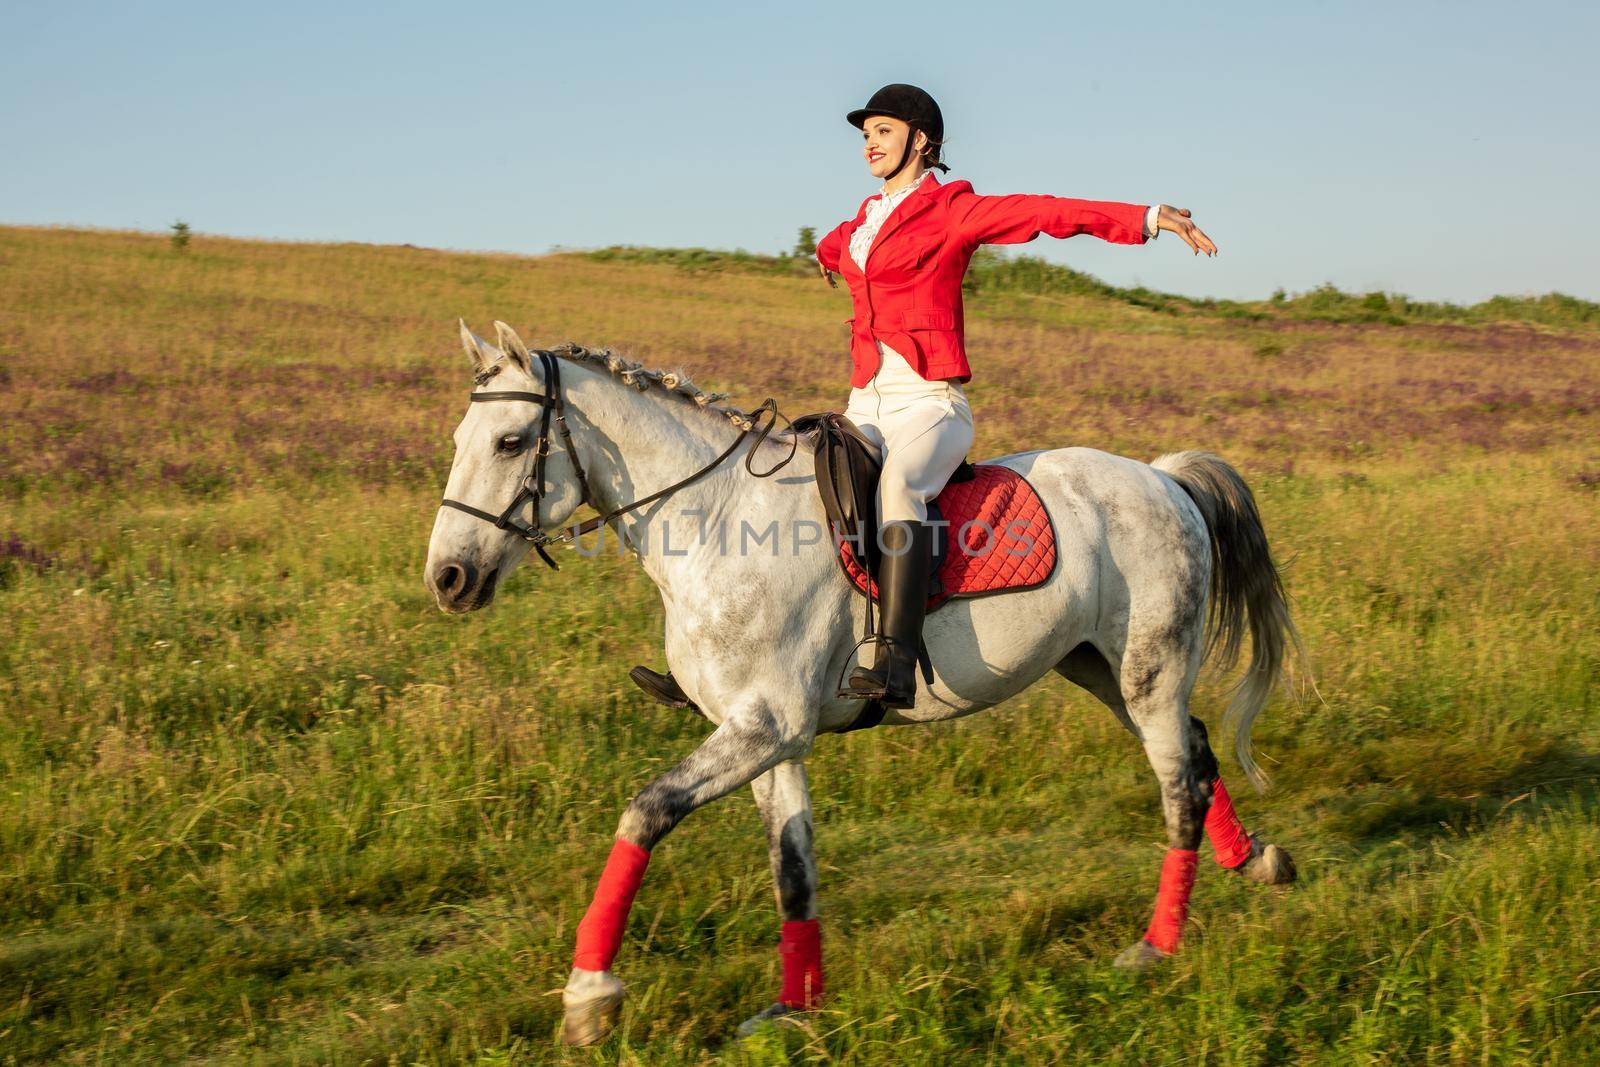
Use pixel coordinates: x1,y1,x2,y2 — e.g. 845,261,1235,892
439,342,796,570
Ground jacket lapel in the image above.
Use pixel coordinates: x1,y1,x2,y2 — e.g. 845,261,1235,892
864,171,942,270
837,199,873,277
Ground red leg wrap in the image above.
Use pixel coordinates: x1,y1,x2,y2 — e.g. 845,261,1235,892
779,919,824,1009
572,839,651,972
1205,776,1254,869
1142,847,1199,955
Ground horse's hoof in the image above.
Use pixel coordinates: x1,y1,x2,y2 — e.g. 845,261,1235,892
1239,837,1297,885
736,1002,808,1039
560,968,625,1046
1112,938,1169,971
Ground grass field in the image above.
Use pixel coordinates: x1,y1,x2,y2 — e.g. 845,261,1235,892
1,225,1597,1064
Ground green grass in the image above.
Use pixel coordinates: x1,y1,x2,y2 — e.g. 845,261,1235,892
1,225,1597,1063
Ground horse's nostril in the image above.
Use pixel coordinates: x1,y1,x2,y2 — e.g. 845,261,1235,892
433,561,475,599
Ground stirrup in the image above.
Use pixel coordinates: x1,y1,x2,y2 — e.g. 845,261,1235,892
839,635,917,704
840,667,888,700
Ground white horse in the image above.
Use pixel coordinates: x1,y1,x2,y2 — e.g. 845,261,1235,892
425,322,1300,1045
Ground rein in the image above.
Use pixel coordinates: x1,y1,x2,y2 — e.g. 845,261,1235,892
439,342,797,570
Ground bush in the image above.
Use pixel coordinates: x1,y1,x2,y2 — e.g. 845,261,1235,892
793,226,817,258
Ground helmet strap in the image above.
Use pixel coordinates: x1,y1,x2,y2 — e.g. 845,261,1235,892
885,127,918,183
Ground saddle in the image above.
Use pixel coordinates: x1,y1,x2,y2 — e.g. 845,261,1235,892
790,411,1061,732
791,411,974,575
791,410,976,731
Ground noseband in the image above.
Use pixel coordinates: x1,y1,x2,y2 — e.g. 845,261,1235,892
439,343,795,570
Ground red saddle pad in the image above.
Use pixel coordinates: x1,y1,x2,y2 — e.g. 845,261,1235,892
836,463,1058,611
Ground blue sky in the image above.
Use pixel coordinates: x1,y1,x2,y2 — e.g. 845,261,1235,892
3,1,1595,303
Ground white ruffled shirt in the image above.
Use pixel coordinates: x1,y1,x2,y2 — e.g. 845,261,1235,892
847,170,1163,270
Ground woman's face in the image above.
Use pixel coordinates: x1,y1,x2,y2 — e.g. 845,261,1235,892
861,115,926,180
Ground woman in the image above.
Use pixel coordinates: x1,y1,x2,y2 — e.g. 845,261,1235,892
816,82,1217,709
629,82,1217,715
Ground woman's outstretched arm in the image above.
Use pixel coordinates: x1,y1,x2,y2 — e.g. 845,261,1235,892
948,189,1216,256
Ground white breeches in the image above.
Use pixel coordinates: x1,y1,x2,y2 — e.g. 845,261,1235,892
842,342,975,524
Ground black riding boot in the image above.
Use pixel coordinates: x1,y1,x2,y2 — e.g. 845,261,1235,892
629,665,699,712
843,518,933,708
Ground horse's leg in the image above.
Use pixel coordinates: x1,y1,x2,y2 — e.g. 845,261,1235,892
736,759,822,1037
1189,716,1296,885
1054,641,1136,735
1112,638,1215,970
561,715,805,1046
1057,646,1294,886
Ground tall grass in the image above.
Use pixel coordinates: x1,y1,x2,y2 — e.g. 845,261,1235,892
1,225,1597,1063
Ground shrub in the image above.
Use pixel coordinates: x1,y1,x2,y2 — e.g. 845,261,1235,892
793,226,817,257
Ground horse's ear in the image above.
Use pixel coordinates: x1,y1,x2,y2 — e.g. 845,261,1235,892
459,319,500,375
492,321,532,374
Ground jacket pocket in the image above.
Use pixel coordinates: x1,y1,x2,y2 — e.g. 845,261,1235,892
898,307,955,331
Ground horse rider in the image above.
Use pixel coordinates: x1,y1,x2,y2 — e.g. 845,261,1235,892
632,82,1217,712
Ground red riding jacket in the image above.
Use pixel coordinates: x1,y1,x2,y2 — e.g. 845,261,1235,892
815,172,1152,387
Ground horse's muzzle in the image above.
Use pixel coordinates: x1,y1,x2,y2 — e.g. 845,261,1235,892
428,560,499,613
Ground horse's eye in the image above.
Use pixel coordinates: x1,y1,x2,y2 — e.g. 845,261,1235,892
496,433,523,455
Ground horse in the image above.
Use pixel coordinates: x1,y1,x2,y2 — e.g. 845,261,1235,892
424,321,1300,1045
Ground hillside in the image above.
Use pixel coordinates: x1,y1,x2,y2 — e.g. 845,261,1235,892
585,242,1600,330
1,225,1597,1064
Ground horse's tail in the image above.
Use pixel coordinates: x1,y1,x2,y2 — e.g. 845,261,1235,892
1150,450,1301,792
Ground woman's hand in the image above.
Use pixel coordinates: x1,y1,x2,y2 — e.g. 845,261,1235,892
815,255,837,287
1157,206,1217,257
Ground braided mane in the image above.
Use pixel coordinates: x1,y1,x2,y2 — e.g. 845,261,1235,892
545,341,775,434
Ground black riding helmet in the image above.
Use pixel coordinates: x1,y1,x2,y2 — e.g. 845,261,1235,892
846,83,950,181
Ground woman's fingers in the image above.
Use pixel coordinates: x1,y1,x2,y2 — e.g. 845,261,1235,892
1177,219,1217,257
1157,205,1218,256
